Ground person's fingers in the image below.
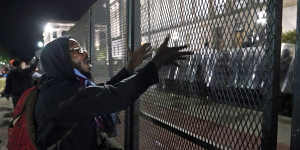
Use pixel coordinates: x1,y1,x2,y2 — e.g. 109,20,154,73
177,56,190,60
145,46,152,53
143,53,152,60
170,45,189,51
138,43,151,53
165,51,192,63
142,43,151,46
177,51,194,56
161,35,171,47
141,43,151,49
134,43,150,52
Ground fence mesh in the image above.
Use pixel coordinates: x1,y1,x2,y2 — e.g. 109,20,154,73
67,0,281,149
136,0,280,149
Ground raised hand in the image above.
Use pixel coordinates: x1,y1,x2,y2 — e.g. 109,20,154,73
151,35,192,69
126,43,152,73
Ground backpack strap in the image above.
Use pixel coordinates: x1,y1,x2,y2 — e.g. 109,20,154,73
9,86,38,128
10,114,22,128
24,87,39,148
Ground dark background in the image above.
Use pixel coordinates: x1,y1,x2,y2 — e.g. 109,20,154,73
0,0,96,61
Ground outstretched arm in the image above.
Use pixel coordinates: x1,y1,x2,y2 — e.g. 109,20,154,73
56,62,158,122
55,35,192,122
98,44,152,85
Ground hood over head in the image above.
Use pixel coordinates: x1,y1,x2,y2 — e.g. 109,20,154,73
40,37,76,80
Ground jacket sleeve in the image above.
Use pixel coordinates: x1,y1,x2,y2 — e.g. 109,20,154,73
55,62,159,122
97,68,132,86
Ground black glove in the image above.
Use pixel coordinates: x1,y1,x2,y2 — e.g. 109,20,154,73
151,35,192,69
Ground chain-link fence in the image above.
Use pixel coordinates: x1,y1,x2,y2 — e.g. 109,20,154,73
67,0,283,149
135,0,282,149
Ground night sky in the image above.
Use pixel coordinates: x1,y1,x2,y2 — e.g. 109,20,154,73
0,0,96,61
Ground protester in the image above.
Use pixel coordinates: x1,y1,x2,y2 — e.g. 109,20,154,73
0,66,9,77
34,36,191,150
2,58,38,107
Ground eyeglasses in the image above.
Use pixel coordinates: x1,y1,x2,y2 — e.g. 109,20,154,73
70,47,88,54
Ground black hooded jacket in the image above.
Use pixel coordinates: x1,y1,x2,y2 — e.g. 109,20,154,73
34,37,159,150
3,61,38,99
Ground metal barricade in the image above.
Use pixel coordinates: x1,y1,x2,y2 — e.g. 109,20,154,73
68,0,283,149
133,0,282,149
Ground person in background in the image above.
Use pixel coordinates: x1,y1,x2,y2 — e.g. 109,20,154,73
2,58,39,107
0,66,9,77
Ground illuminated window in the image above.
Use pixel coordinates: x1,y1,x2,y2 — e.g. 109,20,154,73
53,31,57,38
94,25,108,61
110,0,121,38
112,39,124,59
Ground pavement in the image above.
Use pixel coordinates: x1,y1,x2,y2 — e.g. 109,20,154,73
277,115,291,150
0,98,13,150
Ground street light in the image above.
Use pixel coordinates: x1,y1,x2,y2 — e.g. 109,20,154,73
37,41,44,48
44,23,54,33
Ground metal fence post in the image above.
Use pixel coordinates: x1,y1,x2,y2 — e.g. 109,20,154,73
125,0,141,150
262,0,282,149
291,0,300,149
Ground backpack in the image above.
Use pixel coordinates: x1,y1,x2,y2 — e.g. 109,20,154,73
7,86,38,150
6,84,123,150
6,85,77,150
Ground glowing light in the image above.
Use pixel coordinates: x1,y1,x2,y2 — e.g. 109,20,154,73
95,42,100,51
37,41,44,48
257,10,267,25
44,23,54,33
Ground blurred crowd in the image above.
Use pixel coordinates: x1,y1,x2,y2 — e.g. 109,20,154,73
0,57,40,107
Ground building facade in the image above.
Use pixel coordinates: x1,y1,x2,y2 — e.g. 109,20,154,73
282,0,297,32
43,22,75,45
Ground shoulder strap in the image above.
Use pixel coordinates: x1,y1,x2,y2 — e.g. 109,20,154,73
10,87,38,127
24,87,39,148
